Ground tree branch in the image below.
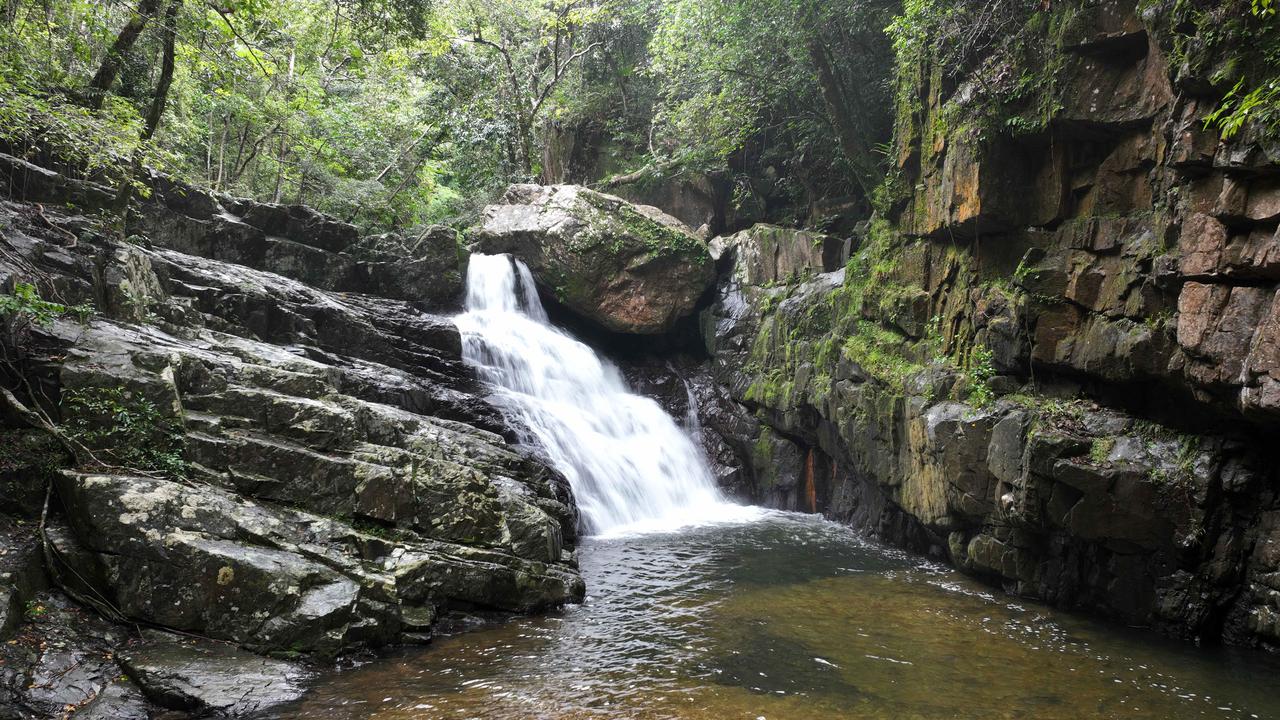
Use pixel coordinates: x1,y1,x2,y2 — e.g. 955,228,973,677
531,40,601,115
207,0,272,78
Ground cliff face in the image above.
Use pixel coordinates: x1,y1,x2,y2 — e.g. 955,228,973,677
0,157,582,716
684,0,1280,649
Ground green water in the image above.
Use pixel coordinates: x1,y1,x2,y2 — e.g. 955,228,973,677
262,513,1280,719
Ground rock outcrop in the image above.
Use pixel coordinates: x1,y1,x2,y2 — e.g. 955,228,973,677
0,159,584,715
469,184,716,335
669,0,1280,651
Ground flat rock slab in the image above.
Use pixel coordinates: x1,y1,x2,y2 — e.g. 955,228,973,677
121,633,309,717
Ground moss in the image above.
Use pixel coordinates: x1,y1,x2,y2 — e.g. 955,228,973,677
575,189,708,263
840,321,928,394
1089,436,1116,464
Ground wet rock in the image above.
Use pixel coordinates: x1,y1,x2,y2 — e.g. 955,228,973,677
120,632,308,716
0,592,151,719
469,184,716,335
620,358,763,501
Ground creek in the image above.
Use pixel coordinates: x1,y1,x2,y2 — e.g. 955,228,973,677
262,254,1280,719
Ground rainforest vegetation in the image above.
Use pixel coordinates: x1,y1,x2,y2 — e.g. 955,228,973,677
2,0,1275,233
0,0,898,232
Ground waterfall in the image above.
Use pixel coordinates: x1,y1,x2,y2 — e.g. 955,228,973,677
454,253,758,536
679,374,703,438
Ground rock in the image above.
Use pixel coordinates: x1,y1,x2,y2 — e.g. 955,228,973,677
0,188,583,663
128,183,461,308
610,171,726,237
469,184,716,335
1177,282,1272,388
120,632,308,716
0,521,46,642
0,592,152,719
710,223,848,285
238,202,357,253
620,358,763,501
349,225,464,305
72,679,151,720
52,469,581,656
0,153,116,210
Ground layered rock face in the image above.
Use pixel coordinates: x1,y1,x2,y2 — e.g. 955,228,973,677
0,161,582,715
633,1,1280,650
469,184,716,335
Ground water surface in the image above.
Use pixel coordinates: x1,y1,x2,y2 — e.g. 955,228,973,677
262,514,1280,719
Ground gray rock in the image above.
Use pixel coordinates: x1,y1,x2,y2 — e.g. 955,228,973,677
0,180,584,664
120,633,308,717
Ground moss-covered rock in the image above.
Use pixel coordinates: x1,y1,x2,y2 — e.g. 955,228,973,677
469,184,716,335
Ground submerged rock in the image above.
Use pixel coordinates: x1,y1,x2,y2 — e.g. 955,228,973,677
469,184,716,335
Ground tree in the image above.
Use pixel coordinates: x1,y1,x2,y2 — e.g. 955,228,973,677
86,0,165,110
142,0,182,140
648,0,897,211
445,0,609,176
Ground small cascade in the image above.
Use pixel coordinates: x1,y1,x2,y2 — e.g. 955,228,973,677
679,374,702,438
454,253,756,536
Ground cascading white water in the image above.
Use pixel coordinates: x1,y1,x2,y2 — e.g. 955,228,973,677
455,253,758,536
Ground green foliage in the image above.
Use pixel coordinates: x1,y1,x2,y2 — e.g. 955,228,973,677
24,600,47,620
0,75,147,181
649,0,897,207
963,344,997,407
62,386,187,476
1179,0,1280,141
1204,77,1280,140
887,0,1072,145
0,283,94,326
0,0,906,229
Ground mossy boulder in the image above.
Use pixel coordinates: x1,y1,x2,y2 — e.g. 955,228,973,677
469,184,716,335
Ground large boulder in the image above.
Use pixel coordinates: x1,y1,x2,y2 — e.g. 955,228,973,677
469,184,716,335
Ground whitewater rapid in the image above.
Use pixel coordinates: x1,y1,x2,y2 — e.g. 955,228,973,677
454,253,760,536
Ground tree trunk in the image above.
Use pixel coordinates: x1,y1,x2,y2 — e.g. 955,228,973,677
518,118,535,178
214,115,229,190
111,0,181,237
272,48,296,203
86,0,164,110
141,0,181,141
807,37,879,202
271,142,287,203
